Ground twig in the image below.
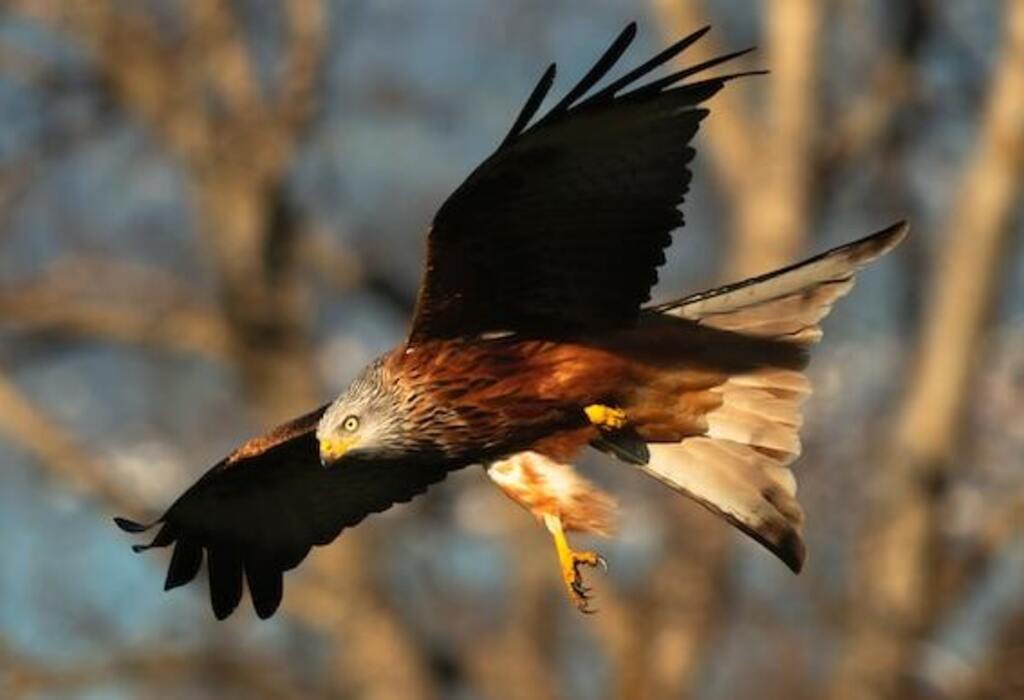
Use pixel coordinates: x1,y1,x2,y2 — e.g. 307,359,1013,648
0,371,140,514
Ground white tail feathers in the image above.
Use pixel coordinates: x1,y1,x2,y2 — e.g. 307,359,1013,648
634,222,907,571
705,374,807,455
644,365,811,571
688,278,853,343
729,368,811,396
653,220,907,345
644,436,806,570
642,368,809,571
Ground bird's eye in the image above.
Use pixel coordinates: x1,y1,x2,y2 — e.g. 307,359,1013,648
342,415,360,432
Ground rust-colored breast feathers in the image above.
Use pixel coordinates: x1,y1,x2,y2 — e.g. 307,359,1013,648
387,338,629,461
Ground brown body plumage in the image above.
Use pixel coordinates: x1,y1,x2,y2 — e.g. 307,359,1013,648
116,23,906,619
384,338,614,460
386,308,808,462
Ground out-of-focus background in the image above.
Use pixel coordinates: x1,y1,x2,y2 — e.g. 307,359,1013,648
0,1,1021,698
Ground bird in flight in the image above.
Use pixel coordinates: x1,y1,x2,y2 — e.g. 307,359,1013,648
117,23,906,618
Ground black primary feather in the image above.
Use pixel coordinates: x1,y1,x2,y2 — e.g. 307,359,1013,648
577,25,711,107
498,63,557,150
113,517,153,533
208,547,244,620
115,407,458,619
245,558,284,619
535,22,638,125
164,539,202,591
623,48,761,99
131,524,174,552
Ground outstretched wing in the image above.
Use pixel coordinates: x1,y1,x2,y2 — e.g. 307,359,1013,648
408,23,759,343
115,406,451,620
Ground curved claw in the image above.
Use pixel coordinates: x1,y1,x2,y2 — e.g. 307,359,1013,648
572,580,591,597
565,549,606,613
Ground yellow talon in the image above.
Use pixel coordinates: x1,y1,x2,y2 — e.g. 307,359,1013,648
584,404,627,430
543,514,606,613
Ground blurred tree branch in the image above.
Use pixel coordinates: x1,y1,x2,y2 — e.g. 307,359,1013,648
917,496,1024,697
0,370,140,513
0,242,365,361
830,2,1024,698
0,258,233,360
1,3,438,698
820,58,914,171
9,0,326,420
2,638,309,699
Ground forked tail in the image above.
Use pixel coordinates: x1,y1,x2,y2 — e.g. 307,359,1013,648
615,221,907,572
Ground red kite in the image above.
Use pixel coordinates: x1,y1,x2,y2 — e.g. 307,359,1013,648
117,23,906,618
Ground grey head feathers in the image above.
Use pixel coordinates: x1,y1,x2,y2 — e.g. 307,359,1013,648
317,357,412,459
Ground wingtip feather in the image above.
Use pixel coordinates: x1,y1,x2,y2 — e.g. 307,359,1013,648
113,516,151,533
499,62,557,150
778,529,806,573
626,46,761,99
164,540,203,591
541,21,639,121
853,220,910,261
246,565,285,620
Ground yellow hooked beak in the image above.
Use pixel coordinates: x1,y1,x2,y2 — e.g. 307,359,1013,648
319,436,357,466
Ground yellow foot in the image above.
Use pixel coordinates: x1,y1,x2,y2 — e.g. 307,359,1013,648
584,404,627,430
544,514,608,613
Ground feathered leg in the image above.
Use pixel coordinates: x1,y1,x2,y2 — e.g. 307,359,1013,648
485,451,616,612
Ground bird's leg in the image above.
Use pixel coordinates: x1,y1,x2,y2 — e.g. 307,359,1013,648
543,513,606,613
584,404,628,430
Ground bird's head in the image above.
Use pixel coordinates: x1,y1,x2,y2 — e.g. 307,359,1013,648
316,358,410,466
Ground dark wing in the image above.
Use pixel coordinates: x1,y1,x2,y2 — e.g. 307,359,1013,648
408,23,759,343
115,406,451,620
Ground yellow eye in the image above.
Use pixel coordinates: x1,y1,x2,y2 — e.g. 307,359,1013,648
342,415,360,432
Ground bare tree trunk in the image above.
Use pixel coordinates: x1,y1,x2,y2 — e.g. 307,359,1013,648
730,0,820,277
829,4,1024,698
193,177,317,420
652,0,819,278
